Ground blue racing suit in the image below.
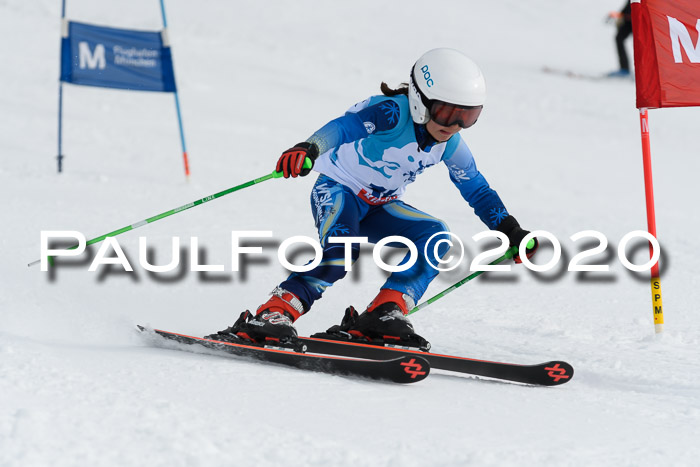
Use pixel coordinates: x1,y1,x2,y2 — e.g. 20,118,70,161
279,94,509,311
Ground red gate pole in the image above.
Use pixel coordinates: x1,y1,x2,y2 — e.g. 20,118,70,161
639,108,664,333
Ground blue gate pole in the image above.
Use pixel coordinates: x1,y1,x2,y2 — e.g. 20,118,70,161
159,0,191,180
57,0,67,173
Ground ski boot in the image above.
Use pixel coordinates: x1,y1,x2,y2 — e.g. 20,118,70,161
205,287,305,351
315,289,431,351
606,68,631,78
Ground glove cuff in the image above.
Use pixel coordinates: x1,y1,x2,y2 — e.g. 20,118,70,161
495,215,525,247
294,141,320,161
496,215,519,234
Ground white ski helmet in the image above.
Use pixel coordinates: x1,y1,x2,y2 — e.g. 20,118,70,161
408,48,486,125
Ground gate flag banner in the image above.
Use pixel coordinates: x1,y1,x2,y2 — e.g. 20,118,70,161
632,0,700,108
60,21,176,92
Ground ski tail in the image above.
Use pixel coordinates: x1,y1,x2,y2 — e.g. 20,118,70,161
138,326,429,384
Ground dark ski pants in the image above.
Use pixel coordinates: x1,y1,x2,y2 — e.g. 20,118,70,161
616,20,633,71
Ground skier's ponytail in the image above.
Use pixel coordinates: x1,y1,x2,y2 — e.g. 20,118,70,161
380,82,409,97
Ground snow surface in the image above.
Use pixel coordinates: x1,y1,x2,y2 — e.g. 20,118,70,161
2,0,700,466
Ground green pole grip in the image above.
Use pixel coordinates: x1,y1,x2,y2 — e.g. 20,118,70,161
272,157,314,179
504,238,535,259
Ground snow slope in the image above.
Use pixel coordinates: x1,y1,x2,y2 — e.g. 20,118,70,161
1,0,699,465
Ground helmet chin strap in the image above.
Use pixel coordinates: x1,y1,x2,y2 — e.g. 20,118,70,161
408,67,431,125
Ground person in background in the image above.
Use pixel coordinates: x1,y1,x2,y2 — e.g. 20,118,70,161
607,1,632,77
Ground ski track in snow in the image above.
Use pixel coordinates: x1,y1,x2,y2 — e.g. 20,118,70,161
1,0,700,466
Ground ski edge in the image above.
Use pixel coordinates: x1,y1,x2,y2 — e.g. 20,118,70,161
137,326,430,384
300,335,574,387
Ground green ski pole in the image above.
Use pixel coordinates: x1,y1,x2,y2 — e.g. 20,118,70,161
407,239,535,316
28,159,312,268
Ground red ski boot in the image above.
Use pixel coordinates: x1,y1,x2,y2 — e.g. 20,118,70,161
348,289,417,341
315,289,430,351
207,288,305,345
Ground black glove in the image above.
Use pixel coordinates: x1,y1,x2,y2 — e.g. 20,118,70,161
496,215,539,264
276,142,319,178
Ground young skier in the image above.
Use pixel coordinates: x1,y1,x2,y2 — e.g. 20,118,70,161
209,48,538,345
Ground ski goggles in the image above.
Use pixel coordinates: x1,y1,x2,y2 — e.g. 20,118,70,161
429,101,483,129
411,67,483,129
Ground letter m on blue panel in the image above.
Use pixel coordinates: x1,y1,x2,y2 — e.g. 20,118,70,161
60,20,176,92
